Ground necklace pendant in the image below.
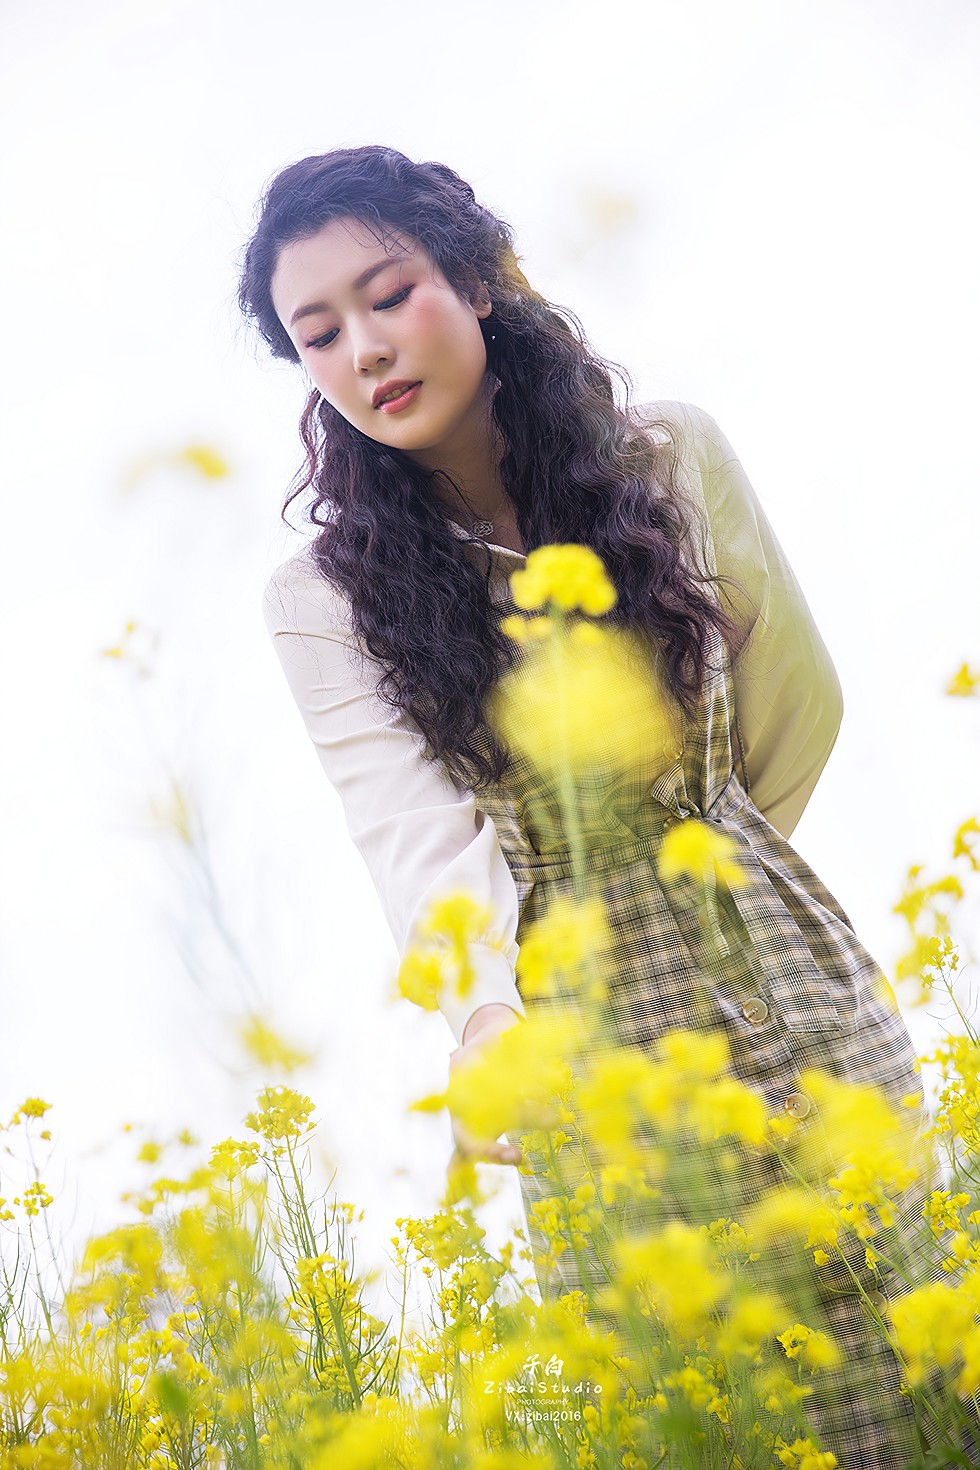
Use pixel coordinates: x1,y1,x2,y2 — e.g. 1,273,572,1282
471,518,494,537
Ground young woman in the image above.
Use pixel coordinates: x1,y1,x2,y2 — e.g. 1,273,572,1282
239,145,960,1467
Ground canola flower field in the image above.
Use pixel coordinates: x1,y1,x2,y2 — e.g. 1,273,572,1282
2,546,979,1469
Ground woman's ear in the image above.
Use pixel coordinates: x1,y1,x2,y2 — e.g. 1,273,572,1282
463,271,493,316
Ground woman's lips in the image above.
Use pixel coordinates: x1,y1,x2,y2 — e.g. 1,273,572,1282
376,382,422,414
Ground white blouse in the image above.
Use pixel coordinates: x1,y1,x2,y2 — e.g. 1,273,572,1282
261,401,843,1048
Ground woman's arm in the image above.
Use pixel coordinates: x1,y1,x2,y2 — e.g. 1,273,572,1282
647,401,844,840
262,551,527,1048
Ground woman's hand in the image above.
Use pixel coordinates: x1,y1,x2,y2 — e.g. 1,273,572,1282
448,1003,527,1168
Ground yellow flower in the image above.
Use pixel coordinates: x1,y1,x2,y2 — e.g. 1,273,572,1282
715,1290,784,1358
508,544,617,615
706,1217,760,1265
656,1028,730,1081
946,661,980,697
612,1220,730,1335
397,890,510,1014
417,892,494,943
663,1363,716,1409
209,1138,261,1181
801,1328,841,1370
396,948,447,1011
745,1186,840,1253
19,1181,54,1217
889,1274,980,1384
773,1434,838,1468
658,819,747,888
924,1189,972,1239
238,1013,314,1073
499,613,555,643
789,1067,925,1233
177,445,229,479
8,1097,52,1126
758,1367,814,1415
953,816,980,872
489,621,682,777
689,1077,769,1147
516,895,613,999
412,1011,579,1144
244,1086,316,1143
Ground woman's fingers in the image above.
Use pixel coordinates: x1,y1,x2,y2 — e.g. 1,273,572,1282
451,1115,525,1168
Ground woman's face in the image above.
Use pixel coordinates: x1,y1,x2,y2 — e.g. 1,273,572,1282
271,216,494,466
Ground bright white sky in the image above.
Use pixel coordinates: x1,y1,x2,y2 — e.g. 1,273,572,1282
1,0,978,1318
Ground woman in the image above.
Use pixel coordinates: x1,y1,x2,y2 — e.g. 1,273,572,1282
239,145,962,1467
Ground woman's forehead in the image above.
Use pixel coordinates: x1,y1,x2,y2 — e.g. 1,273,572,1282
271,217,427,322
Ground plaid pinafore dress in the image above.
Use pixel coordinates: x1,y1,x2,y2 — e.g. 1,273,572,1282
454,526,973,1470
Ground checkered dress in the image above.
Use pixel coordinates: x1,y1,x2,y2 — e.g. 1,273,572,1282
463,589,976,1467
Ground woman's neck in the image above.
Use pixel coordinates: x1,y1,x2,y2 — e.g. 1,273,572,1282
411,376,512,528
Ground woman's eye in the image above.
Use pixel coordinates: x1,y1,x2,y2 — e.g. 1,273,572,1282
377,285,413,310
306,285,413,351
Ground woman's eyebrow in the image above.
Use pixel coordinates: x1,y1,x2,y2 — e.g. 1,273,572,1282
289,252,409,328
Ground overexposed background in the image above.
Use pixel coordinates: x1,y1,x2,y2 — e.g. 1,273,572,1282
1,0,978,1313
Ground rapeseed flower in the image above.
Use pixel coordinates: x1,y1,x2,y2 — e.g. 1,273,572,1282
787,1067,924,1236
509,544,617,615
658,818,748,888
178,445,230,479
516,894,613,1000
209,1137,261,1181
489,621,683,777
946,661,980,696
398,890,510,1014
776,1323,841,1371
608,1219,730,1336
889,1269,980,1389
244,1086,316,1144
688,1077,769,1147
744,1186,841,1263
499,612,555,643
773,1434,839,1469
411,1011,579,1145
238,1013,314,1073
715,1290,785,1358
8,1096,52,1125
953,816,980,871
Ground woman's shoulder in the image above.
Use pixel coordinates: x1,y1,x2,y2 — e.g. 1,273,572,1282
633,398,724,464
261,541,357,642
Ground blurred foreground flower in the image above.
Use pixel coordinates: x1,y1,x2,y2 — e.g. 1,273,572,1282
490,619,682,777
516,894,613,1001
410,1010,579,1144
658,817,748,888
121,443,230,493
238,1013,314,1074
947,661,980,697
509,543,617,615
396,890,511,1015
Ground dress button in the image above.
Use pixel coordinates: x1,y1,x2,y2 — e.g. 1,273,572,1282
783,1091,813,1119
741,997,769,1025
662,815,678,831
869,1290,890,1314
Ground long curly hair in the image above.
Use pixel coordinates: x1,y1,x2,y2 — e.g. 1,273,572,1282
238,145,746,789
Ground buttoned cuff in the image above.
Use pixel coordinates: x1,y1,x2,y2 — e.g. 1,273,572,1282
438,943,527,1048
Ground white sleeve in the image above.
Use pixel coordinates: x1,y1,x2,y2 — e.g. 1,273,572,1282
261,551,527,1047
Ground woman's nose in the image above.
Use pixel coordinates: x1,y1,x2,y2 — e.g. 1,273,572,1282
351,326,394,376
